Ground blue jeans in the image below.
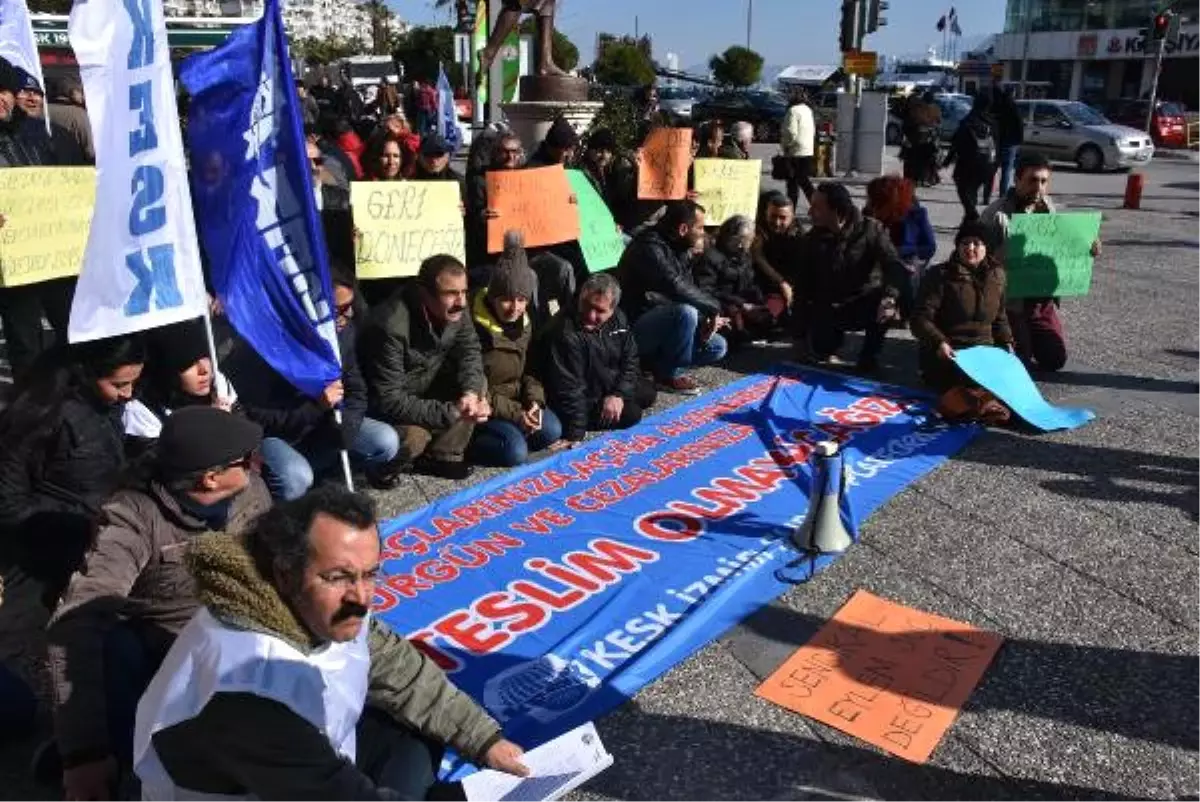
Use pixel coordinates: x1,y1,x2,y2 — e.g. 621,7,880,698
998,145,1019,197
105,624,169,767
261,417,401,500
633,303,728,380
468,409,563,467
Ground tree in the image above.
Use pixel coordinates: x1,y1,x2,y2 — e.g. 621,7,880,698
516,19,580,72
391,25,463,90
293,36,365,66
362,0,394,56
593,41,655,87
709,45,764,87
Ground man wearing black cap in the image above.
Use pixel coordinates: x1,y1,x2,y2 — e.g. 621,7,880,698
44,407,270,800
526,116,579,168
413,132,465,202
0,57,85,382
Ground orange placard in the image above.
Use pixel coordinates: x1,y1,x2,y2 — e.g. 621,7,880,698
755,590,1003,764
486,165,581,254
637,127,692,200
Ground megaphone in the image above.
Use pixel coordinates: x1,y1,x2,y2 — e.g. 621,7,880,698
791,441,854,555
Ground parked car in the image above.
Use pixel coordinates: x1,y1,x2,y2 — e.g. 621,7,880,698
1100,98,1188,148
658,86,701,125
691,90,789,142
1015,99,1154,171
886,94,972,146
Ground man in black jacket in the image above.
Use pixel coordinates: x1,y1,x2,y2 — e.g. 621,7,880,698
615,200,728,395
991,85,1024,197
0,57,83,382
229,269,400,500
541,273,657,448
412,133,465,202
796,182,909,372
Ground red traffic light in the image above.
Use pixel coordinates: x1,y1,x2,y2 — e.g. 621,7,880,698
1152,13,1171,39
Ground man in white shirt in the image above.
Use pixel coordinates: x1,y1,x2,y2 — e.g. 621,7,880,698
780,89,816,208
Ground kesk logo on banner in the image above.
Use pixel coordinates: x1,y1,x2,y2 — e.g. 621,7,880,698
0,167,94,287
693,158,761,226
67,0,207,342
374,366,980,766
352,181,466,280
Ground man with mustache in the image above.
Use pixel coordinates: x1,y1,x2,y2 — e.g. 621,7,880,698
133,486,528,799
359,254,489,481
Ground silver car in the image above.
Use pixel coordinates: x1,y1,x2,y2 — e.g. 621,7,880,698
658,86,698,125
1015,99,1154,172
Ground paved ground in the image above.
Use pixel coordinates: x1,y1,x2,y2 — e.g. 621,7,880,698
1,148,1196,799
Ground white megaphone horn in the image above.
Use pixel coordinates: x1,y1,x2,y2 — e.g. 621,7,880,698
791,441,854,555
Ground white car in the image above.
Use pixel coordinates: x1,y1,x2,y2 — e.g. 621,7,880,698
1016,100,1154,171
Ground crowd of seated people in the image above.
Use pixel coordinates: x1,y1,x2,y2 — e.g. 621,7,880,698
0,65,1094,798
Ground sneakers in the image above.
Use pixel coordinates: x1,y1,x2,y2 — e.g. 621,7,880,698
657,375,702,396
412,456,473,481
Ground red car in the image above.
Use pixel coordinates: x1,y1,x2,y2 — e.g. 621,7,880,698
1102,98,1188,147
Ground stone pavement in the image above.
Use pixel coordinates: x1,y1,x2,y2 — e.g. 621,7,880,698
1,150,1196,800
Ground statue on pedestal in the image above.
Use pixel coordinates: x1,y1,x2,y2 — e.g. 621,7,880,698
478,0,565,77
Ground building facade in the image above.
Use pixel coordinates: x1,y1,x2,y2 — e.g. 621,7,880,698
994,0,1199,108
161,0,373,47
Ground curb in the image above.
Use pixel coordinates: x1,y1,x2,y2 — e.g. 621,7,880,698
1153,149,1200,163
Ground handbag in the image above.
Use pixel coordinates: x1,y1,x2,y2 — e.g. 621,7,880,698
771,153,793,181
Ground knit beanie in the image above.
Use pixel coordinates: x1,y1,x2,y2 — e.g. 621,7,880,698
0,58,18,95
156,407,263,479
545,117,580,149
955,220,993,249
150,317,210,377
488,234,537,300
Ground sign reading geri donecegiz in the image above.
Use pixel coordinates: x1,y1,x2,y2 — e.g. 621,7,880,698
0,167,95,288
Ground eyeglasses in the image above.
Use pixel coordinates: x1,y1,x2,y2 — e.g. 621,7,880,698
317,567,380,591
335,300,355,320
500,147,523,157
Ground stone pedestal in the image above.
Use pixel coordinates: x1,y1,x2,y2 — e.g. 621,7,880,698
500,99,604,151
519,74,590,103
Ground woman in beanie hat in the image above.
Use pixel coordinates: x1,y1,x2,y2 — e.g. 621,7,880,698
910,220,1014,391
123,318,239,456
468,237,563,466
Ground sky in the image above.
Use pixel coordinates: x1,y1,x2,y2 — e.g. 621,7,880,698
390,0,1007,71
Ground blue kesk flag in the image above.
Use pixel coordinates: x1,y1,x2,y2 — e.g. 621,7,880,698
436,62,461,154
179,0,341,398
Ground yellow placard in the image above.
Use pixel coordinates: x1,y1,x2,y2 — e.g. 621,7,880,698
351,181,466,280
692,159,761,226
0,167,95,288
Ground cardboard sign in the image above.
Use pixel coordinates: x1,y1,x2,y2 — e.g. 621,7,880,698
566,169,624,273
352,181,466,280
486,165,580,253
1005,212,1102,299
756,590,1003,764
0,167,95,288
692,158,761,226
637,127,692,200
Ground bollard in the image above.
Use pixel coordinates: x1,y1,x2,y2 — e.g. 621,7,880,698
1123,171,1145,210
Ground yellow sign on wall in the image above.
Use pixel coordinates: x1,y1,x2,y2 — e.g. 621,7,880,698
843,50,879,76
0,167,95,288
352,181,467,279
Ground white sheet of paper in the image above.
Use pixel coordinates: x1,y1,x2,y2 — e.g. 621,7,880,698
461,722,613,802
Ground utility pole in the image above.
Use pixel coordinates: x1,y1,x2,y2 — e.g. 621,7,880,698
846,0,866,176
487,0,501,124
1018,0,1032,98
1145,12,1174,134
746,0,753,49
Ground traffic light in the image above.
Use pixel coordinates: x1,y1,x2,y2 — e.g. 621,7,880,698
1152,12,1171,40
839,0,860,52
867,0,888,33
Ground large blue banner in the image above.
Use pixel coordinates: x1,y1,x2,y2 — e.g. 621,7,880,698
376,367,979,763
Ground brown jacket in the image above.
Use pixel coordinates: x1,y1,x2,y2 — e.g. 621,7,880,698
47,475,272,763
911,255,1013,353
472,289,545,424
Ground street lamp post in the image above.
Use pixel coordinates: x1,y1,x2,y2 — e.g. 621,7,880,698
1018,0,1032,98
746,0,753,49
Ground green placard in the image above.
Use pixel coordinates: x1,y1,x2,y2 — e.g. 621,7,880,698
566,169,625,273
1005,212,1102,299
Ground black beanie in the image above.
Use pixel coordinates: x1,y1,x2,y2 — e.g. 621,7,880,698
545,117,579,149
587,127,617,152
0,58,18,95
156,407,263,478
488,235,537,300
955,220,993,250
150,317,210,377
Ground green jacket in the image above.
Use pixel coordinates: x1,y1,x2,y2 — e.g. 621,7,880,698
472,288,545,424
146,532,503,799
360,283,487,430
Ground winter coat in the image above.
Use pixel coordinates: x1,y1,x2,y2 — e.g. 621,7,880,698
692,247,764,309
540,306,640,442
794,210,908,327
615,226,721,321
580,155,639,232
145,532,503,799
46,476,271,764
944,114,996,182
0,391,126,578
751,222,805,291
335,130,365,179
413,162,466,205
228,323,368,450
911,254,1013,350
993,93,1025,147
359,283,487,431
885,204,938,264
472,289,545,425
0,107,64,167
781,102,815,158
46,102,95,163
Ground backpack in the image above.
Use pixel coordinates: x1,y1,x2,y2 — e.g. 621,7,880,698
966,121,995,164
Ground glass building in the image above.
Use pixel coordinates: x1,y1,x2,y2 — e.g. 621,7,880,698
994,0,1199,108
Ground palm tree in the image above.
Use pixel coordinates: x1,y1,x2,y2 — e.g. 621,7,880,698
362,0,392,55
432,0,475,32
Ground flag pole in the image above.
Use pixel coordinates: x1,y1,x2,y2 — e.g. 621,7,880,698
200,307,221,379
334,410,355,491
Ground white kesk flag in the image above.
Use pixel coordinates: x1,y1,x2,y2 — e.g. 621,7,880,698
67,0,207,343
0,0,48,132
